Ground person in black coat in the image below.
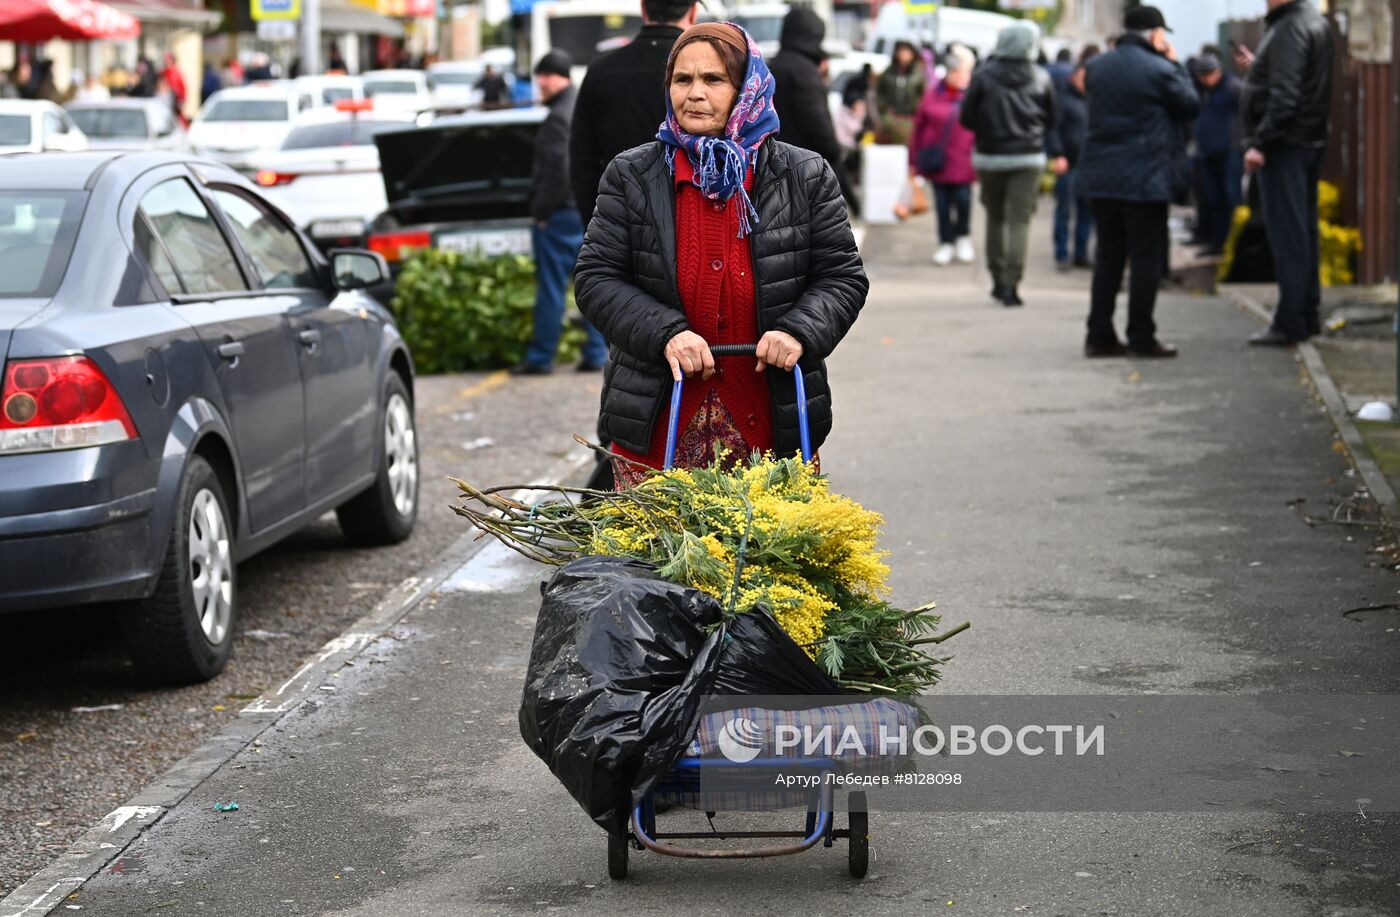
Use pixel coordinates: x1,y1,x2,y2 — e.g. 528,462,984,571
767,8,859,209
1239,0,1333,346
569,0,698,226
1052,59,1092,269
1074,5,1199,358
516,50,609,376
1189,53,1241,255
575,23,867,472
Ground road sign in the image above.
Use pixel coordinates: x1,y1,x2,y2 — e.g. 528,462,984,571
257,19,297,39
252,0,301,21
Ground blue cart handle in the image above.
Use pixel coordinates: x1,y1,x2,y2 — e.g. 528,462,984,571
663,343,811,470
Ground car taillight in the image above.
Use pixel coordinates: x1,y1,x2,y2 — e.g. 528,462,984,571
255,169,297,187
0,356,137,455
368,230,432,263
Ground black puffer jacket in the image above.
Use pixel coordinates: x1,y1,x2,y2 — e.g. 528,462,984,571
575,140,868,456
1241,0,1333,151
1072,35,1199,203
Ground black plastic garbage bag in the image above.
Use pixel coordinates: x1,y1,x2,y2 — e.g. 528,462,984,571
519,556,726,835
519,556,848,835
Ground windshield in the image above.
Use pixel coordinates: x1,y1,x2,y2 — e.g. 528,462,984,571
203,99,289,122
364,80,419,96
70,108,148,138
548,13,642,67
281,120,408,149
0,191,86,298
320,86,356,103
731,15,783,43
0,115,32,147
431,72,480,86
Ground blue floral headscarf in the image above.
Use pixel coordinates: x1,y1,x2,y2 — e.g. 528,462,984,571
657,22,780,238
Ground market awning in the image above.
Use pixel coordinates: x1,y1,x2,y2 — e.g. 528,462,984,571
320,3,405,37
0,0,141,41
106,0,221,29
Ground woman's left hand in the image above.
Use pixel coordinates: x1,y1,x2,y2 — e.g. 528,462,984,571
755,331,804,372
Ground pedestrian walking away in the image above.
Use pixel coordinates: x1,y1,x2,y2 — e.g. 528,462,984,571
959,21,1064,307
768,7,860,210
1052,54,1094,271
1188,53,1242,256
569,0,699,226
909,44,977,267
513,49,610,377
1074,5,1199,357
1240,0,1333,347
574,22,867,488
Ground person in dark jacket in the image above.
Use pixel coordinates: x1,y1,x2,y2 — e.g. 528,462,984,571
1069,8,1192,358
515,50,609,376
1052,59,1092,270
1240,0,1333,346
200,62,222,105
476,64,510,109
768,8,859,210
575,23,867,485
876,40,926,145
960,21,1064,307
1074,5,1199,358
570,0,698,227
1189,53,1242,255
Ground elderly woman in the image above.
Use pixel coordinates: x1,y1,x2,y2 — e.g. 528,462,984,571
575,22,868,488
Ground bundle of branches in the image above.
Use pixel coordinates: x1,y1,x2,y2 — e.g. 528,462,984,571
451,451,967,694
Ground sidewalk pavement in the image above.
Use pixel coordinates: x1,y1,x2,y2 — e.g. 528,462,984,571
13,203,1400,917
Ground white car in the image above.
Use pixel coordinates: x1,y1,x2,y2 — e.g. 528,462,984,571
361,70,436,115
294,75,365,108
426,60,516,110
67,98,185,151
188,85,311,170
0,100,88,154
249,105,416,251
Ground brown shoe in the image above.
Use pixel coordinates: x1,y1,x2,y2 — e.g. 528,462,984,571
1127,342,1178,358
1085,340,1128,358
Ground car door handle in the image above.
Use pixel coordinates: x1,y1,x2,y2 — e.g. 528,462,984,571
298,329,321,350
217,341,244,361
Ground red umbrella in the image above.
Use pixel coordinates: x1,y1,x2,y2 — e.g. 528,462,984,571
0,0,140,42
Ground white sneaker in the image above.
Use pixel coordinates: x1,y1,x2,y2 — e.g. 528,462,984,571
955,236,975,263
932,243,955,266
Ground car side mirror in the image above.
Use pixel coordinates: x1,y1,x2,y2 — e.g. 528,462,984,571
330,249,388,291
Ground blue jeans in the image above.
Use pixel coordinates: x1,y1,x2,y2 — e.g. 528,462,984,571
1053,172,1093,263
525,209,608,368
933,182,971,244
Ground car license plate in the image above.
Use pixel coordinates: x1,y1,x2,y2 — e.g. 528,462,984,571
310,220,365,238
437,228,532,257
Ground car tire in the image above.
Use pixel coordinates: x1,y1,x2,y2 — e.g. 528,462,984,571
337,373,418,546
123,455,237,684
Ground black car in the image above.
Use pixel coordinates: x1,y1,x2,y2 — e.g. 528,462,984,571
366,107,543,279
0,151,419,683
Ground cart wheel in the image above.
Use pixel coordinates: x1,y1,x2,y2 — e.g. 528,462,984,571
847,791,869,879
608,832,629,880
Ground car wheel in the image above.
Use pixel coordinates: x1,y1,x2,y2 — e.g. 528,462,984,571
336,373,418,546
123,455,236,684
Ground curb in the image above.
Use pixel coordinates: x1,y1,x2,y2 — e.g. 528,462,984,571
1222,288,1399,519
0,449,592,917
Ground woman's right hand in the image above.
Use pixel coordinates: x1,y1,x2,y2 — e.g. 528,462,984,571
664,331,715,382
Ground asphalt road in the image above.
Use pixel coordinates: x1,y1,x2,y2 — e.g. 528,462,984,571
12,210,1400,915
0,365,606,897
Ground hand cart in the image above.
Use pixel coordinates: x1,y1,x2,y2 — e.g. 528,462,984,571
608,344,871,880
